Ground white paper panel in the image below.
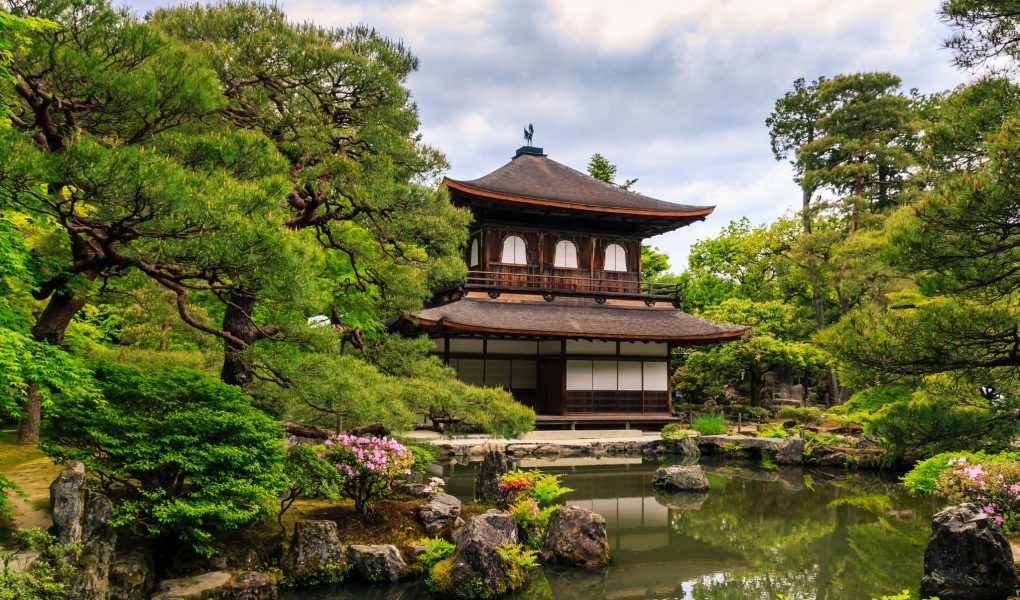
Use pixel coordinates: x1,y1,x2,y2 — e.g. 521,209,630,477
485,360,512,388
618,361,643,390
457,359,485,385
511,360,537,389
565,360,593,391
431,338,446,354
643,362,668,391
619,341,667,357
487,340,538,355
566,340,617,355
592,361,618,390
538,340,562,355
449,338,484,354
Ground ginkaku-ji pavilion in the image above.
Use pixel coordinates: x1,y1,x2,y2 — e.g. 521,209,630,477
394,144,749,428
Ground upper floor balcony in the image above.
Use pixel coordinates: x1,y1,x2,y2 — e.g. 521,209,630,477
464,266,682,304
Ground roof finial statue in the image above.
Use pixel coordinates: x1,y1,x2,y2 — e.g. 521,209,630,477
523,123,534,146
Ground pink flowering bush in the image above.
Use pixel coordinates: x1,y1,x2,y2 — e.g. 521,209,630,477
937,456,1020,533
320,434,415,513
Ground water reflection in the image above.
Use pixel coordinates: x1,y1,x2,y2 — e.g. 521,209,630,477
281,457,935,600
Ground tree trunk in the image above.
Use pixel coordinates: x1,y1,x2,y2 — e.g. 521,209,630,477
801,185,842,404
220,289,260,388
158,321,170,352
19,277,96,442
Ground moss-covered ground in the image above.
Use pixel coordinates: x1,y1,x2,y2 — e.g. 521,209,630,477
0,431,61,534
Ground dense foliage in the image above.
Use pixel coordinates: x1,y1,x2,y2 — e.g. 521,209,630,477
41,362,288,555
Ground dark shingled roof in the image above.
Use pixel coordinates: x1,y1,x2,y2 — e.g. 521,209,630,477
445,153,713,216
409,297,749,342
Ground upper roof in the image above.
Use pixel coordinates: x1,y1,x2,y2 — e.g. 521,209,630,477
406,296,750,342
444,151,714,220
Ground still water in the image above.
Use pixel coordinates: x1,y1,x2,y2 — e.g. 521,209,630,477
281,456,937,600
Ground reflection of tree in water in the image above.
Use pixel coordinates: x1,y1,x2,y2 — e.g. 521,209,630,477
677,470,929,600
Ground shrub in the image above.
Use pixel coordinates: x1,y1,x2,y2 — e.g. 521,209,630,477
776,406,823,425
498,470,573,507
423,477,446,495
496,543,539,590
726,405,770,420
0,528,80,600
406,443,436,477
416,537,455,572
901,451,1019,495
507,498,559,549
937,457,1020,533
660,423,697,449
0,475,26,522
867,393,1007,457
692,413,727,435
42,361,288,556
278,444,344,536
755,424,790,439
321,433,415,513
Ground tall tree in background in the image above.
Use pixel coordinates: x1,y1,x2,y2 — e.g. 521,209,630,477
942,0,1020,71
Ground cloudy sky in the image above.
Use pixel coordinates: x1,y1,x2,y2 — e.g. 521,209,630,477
125,0,970,270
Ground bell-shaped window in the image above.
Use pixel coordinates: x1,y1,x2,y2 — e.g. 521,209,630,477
553,240,578,268
604,243,627,272
468,238,480,267
501,235,527,264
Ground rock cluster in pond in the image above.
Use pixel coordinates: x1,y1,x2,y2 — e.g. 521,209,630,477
280,520,347,585
920,503,1020,600
152,571,276,599
417,492,464,535
542,506,609,568
652,464,710,492
429,510,521,597
475,449,510,502
347,544,408,582
670,435,701,459
775,437,804,465
50,461,117,600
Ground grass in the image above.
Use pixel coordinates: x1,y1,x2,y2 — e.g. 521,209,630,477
692,413,728,435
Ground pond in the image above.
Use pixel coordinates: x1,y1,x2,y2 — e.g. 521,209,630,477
281,456,938,600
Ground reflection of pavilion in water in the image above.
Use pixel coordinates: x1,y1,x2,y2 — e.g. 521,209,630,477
432,458,748,600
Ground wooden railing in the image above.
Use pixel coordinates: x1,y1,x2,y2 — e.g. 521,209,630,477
464,270,682,298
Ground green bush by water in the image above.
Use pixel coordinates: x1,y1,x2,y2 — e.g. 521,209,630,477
692,413,727,435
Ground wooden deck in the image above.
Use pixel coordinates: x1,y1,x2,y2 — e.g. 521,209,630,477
535,413,684,431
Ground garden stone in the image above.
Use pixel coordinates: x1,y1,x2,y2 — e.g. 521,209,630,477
475,450,510,502
542,506,609,568
417,493,463,535
652,465,710,492
434,510,520,595
920,504,1020,600
50,461,117,600
153,571,276,599
109,548,155,600
775,438,804,465
348,544,408,582
280,520,346,585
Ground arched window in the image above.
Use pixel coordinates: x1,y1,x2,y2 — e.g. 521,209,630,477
468,238,480,267
553,240,578,268
604,243,627,272
501,235,527,264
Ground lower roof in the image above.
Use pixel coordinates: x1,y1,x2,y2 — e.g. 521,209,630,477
405,297,749,342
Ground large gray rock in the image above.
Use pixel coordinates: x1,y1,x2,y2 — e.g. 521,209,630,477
347,544,408,582
50,461,117,600
669,435,701,459
542,506,609,568
417,493,463,535
430,510,521,597
652,465,710,492
775,438,805,465
153,571,276,599
109,548,154,600
280,520,346,585
920,504,1020,600
475,450,510,502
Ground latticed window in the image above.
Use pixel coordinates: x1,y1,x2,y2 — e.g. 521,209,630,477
553,240,578,268
604,243,627,271
501,235,527,264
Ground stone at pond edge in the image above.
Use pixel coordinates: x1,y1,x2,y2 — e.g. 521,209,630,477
666,436,701,459
475,450,510,502
347,544,408,582
430,510,521,599
109,547,155,600
50,460,117,600
152,571,276,599
417,493,464,535
920,503,1020,600
652,465,710,492
775,438,804,465
280,520,346,585
542,506,609,568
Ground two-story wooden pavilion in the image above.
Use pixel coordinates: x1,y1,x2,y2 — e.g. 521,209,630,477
394,145,749,428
